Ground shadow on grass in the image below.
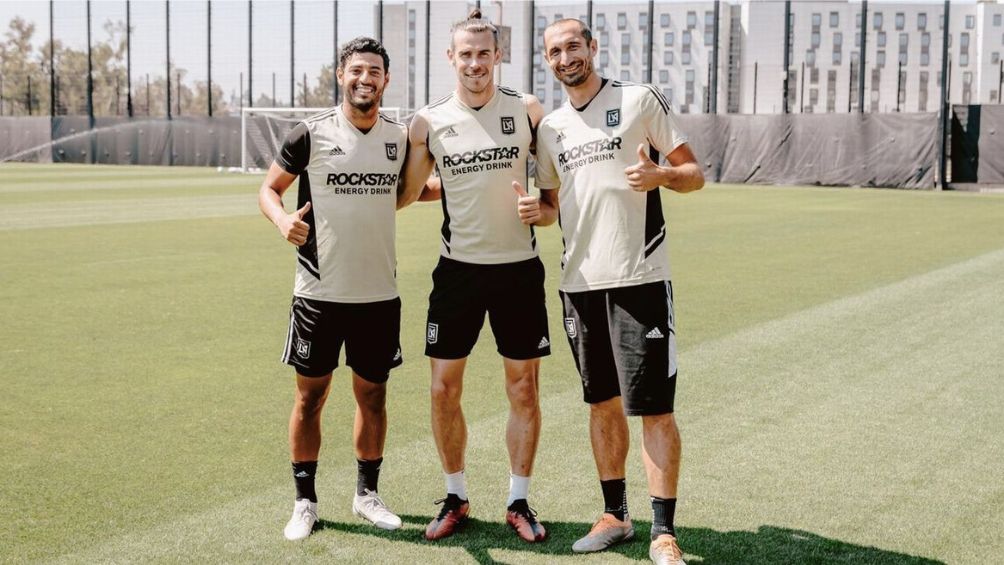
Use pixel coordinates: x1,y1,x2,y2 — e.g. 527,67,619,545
316,514,944,564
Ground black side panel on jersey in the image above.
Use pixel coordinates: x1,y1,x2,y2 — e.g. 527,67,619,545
296,157,320,279
644,146,666,258
437,165,452,253
276,122,311,175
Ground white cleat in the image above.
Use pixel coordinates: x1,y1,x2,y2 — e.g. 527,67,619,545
352,489,402,530
283,499,318,541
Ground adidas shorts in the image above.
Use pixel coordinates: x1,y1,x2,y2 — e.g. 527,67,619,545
559,281,678,416
425,256,551,360
281,295,403,383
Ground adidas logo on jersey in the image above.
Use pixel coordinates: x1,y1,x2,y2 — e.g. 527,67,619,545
555,131,566,143
538,336,550,349
443,127,459,138
645,328,665,339
329,146,345,156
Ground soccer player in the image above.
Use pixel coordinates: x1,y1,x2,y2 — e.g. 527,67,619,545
257,37,408,541
533,19,704,565
399,10,553,543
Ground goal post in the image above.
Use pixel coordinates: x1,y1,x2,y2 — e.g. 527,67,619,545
240,106,402,172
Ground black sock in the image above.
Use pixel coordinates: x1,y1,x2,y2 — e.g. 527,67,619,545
292,461,318,503
651,496,677,539
600,478,628,521
356,457,383,496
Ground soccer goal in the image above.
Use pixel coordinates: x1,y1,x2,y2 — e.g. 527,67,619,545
240,106,402,172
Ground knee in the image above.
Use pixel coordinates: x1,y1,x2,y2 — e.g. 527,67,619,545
430,379,461,408
295,389,327,418
356,383,386,414
506,374,540,410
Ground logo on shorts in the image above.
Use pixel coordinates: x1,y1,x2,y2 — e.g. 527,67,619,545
564,318,577,338
393,348,402,361
606,109,620,127
385,143,398,161
427,323,439,344
645,327,665,339
538,336,550,349
295,338,311,358
501,116,516,135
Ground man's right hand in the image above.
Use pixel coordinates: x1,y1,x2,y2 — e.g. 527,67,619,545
277,202,312,246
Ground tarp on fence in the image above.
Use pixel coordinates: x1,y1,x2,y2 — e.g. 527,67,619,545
952,104,1004,185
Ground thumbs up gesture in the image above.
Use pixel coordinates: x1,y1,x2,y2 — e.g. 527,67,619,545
278,201,312,246
624,144,663,192
513,180,541,225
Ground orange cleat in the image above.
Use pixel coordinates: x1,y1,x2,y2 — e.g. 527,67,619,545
425,494,470,541
505,499,547,543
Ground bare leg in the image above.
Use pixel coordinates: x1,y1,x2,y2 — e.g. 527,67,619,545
590,396,630,480
641,413,682,498
430,357,467,474
502,357,541,477
352,373,387,461
289,373,333,462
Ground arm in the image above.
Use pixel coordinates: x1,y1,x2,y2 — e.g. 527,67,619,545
397,110,438,209
258,162,312,246
624,142,704,194
525,94,545,155
535,188,559,227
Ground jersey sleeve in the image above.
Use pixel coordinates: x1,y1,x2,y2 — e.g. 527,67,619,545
642,86,689,156
275,122,311,175
533,121,561,190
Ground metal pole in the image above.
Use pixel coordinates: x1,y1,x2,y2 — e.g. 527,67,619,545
126,0,133,117
146,74,150,115
273,73,276,105
290,1,295,108
424,0,430,104
858,0,867,112
116,75,120,115
166,0,172,120
177,71,181,116
998,60,1002,104
239,72,243,112
378,0,383,43
1,75,4,116
646,0,654,84
207,0,212,116
334,0,339,105
27,76,32,116
753,61,758,114
303,73,307,106
848,60,854,112
800,61,805,112
782,0,791,114
49,0,55,118
86,0,94,128
587,1,593,28
938,0,950,188
711,0,720,114
248,1,253,108
896,61,903,112
527,1,535,93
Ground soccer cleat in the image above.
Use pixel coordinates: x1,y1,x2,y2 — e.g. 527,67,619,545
353,489,403,530
424,493,470,541
283,498,318,541
505,499,547,542
571,512,635,553
649,534,687,565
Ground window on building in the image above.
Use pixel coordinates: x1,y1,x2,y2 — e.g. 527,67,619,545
992,52,1000,64
918,13,927,30
536,89,546,104
663,87,673,103
965,15,975,30
705,31,714,46
877,50,886,67
961,33,970,48
706,11,714,26
833,51,842,65
898,70,906,106
895,13,905,30
921,32,931,47
812,13,822,27
963,71,972,85
639,13,648,30
960,53,969,66
665,32,674,46
687,11,697,29
664,50,674,65
855,32,861,46
596,14,606,29
810,88,819,107
806,49,816,66
600,51,609,66
919,71,928,111
874,12,883,30
618,13,627,30
830,12,839,28
685,69,695,105
536,69,545,84
642,33,650,66
812,32,821,48
536,16,546,29
921,52,930,66
811,67,819,84
661,13,670,28
620,70,631,81
878,32,887,48
621,49,630,65
600,31,609,47
682,51,691,65
870,69,881,112
834,32,843,48
995,14,1002,27
683,30,691,46
659,69,669,83
827,70,837,112
899,34,909,65
992,90,999,103
939,14,944,30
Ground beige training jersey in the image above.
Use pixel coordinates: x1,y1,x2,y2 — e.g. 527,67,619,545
424,86,537,264
276,107,407,303
535,80,689,293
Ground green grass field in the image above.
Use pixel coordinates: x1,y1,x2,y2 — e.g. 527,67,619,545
2,163,1002,564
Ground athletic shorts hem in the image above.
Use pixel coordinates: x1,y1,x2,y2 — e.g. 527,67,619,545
623,406,675,417
288,360,338,378
498,347,551,360
424,347,472,360
348,357,402,384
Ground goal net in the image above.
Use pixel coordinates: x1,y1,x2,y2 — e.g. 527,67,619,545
240,107,402,172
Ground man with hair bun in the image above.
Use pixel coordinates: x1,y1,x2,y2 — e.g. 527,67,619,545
259,36,409,542
400,8,554,544
534,17,704,565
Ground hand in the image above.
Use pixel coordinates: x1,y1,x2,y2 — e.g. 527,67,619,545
277,202,311,246
513,181,541,225
624,144,664,192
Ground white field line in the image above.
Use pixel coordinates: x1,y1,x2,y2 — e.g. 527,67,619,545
0,194,260,230
48,248,1004,564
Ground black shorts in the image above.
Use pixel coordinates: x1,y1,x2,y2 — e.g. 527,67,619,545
425,256,551,360
560,281,678,416
281,295,403,383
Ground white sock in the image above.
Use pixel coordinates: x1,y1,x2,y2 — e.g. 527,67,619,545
507,474,530,506
445,470,467,500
